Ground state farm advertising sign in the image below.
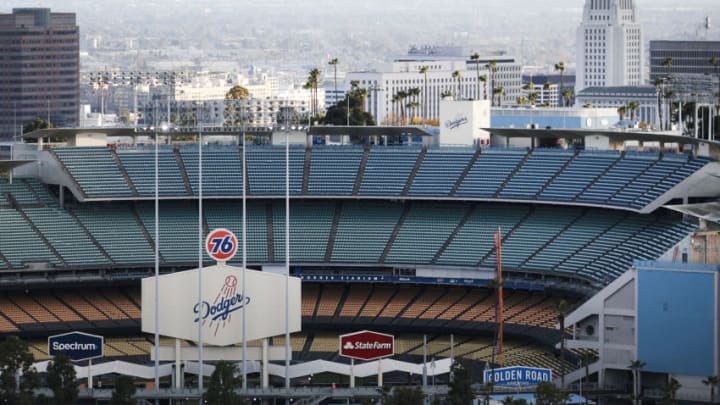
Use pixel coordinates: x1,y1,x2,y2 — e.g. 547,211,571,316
339,330,394,360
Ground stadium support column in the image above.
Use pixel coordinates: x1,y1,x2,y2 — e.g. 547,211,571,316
422,335,427,387
350,358,355,388
262,339,269,388
175,339,181,389
377,359,383,387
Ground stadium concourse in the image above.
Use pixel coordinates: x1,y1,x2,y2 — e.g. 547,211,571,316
0,125,718,402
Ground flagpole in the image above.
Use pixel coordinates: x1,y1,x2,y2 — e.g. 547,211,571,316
153,100,160,400
197,103,204,399
242,118,248,391
285,112,291,395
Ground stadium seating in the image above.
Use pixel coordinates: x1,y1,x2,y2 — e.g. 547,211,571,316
0,209,62,268
49,146,712,211
308,147,363,195
0,199,695,285
360,147,421,195
71,204,156,265
52,147,133,197
23,207,108,267
245,146,304,195
180,147,244,196
117,150,187,196
408,148,476,196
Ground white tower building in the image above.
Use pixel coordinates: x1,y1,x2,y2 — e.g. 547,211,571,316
575,0,643,92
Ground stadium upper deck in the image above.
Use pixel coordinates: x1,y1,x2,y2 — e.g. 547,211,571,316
41,145,713,213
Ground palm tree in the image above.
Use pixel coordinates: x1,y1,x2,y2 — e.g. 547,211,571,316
328,58,339,107
660,57,673,130
390,94,400,125
662,377,681,405
396,90,408,124
408,87,421,122
452,70,463,99
628,100,640,121
628,360,646,405
470,52,481,100
528,92,539,106
516,96,528,106
493,85,505,107
703,376,719,403
419,65,429,122
486,60,498,106
617,105,627,121
555,300,572,387
306,68,321,119
479,74,488,101
562,89,574,109
555,61,566,107
654,77,665,130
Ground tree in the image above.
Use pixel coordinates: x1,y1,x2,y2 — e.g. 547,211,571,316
480,74,489,101
480,382,494,405
555,61,566,107
494,85,505,107
321,88,375,126
471,52,482,100
486,60,498,106
628,359,646,405
452,70,463,99
110,375,136,405
654,78,665,130
0,336,39,405
660,57,673,130
384,386,424,405
617,105,627,121
224,85,250,126
517,96,529,106
528,92,539,106
46,353,78,405
205,361,244,405
536,381,569,405
447,361,474,405
22,117,54,134
703,376,719,403
562,89,574,109
502,397,529,405
305,68,321,120
662,377,681,405
627,101,640,121
419,65,429,121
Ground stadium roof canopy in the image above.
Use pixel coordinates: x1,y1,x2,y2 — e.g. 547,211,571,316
306,126,434,137
486,127,718,146
0,160,34,171
666,201,720,223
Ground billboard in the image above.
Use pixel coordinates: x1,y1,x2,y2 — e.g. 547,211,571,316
48,332,103,361
483,366,552,387
142,264,302,346
339,330,394,360
439,99,491,146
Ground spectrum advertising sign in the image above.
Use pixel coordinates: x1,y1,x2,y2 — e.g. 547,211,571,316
48,331,103,361
483,366,552,387
142,263,302,346
339,330,394,361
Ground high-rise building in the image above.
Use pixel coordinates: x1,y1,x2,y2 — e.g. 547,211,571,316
346,54,522,125
575,0,643,92
0,8,79,138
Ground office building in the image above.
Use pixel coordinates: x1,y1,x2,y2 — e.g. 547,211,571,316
575,0,643,92
346,54,522,125
0,8,79,138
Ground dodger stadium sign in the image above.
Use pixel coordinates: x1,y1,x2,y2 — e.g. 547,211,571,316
141,263,302,346
484,366,552,387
